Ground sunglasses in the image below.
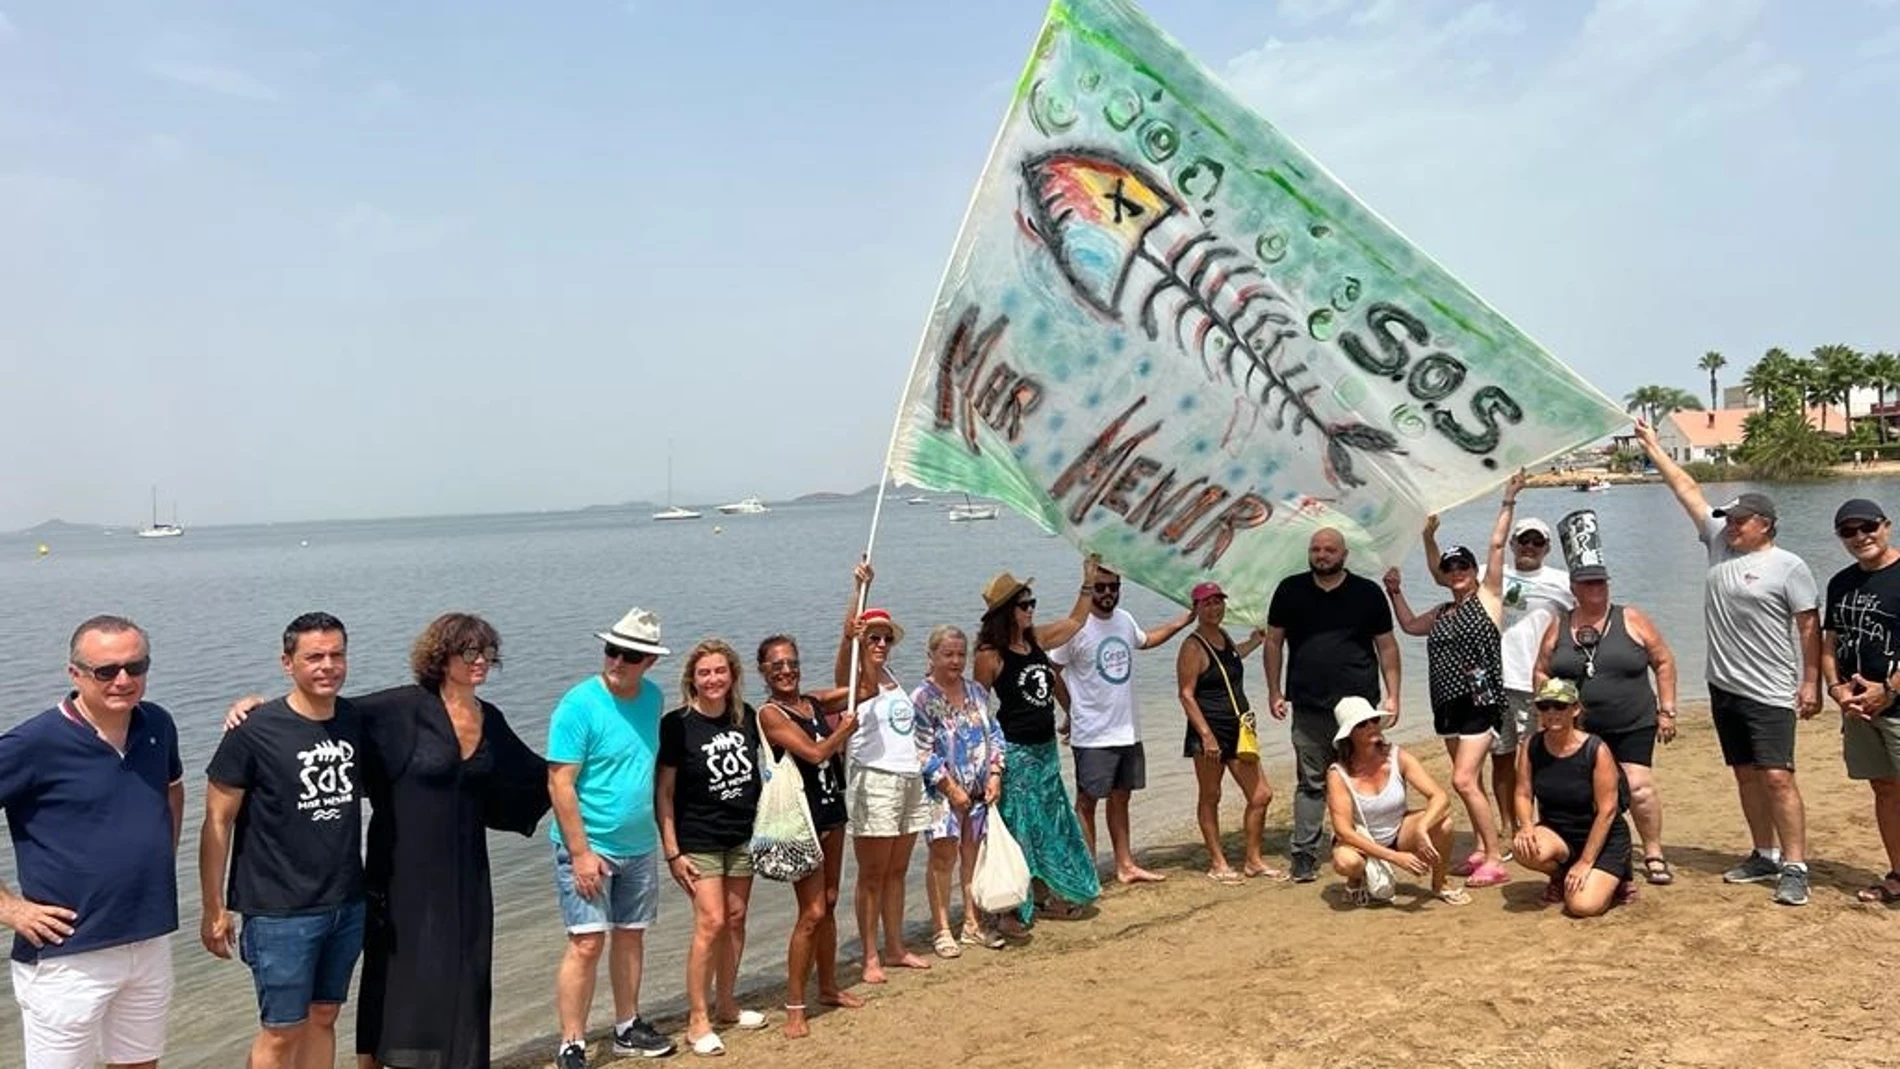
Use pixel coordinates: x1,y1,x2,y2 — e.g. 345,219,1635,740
864,632,894,647
604,645,653,664
1092,582,1122,594
458,647,501,666
1533,701,1573,712
1514,533,1548,547
1838,521,1883,538
763,658,800,673
1441,560,1475,573
1015,598,1038,611
72,658,152,682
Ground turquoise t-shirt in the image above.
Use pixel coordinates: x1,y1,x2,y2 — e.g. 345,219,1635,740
547,674,662,858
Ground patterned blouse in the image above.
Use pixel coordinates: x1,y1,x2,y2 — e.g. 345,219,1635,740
910,676,1005,797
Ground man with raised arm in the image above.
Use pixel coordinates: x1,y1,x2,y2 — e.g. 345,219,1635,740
1048,562,1194,884
1263,528,1402,883
1634,420,1821,905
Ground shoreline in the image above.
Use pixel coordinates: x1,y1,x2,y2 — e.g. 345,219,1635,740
496,701,1898,1067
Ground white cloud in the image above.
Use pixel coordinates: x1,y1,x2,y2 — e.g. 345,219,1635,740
145,59,281,102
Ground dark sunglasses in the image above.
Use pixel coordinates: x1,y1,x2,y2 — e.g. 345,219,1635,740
458,647,501,665
1441,560,1475,573
1092,582,1122,594
1837,521,1883,538
1015,598,1038,611
864,633,894,647
72,658,152,682
1533,701,1572,712
604,645,652,664
763,658,800,673
1514,533,1548,547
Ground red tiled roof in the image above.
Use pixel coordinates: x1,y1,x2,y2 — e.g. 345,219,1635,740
1665,405,1849,447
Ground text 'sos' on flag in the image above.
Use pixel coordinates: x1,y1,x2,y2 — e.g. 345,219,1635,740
888,0,1624,620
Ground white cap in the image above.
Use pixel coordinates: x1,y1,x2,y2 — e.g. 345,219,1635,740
1511,517,1554,541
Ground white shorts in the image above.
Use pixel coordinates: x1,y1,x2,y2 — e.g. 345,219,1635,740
10,935,173,1069
845,765,930,838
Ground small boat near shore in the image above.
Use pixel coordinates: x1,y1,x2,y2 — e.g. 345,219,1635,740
948,494,999,522
716,496,769,515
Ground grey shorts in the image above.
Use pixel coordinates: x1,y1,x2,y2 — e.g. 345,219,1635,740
1073,743,1146,798
1843,714,1900,781
1493,690,1534,755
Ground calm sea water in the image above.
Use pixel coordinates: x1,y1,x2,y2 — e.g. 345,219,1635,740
2,476,1891,1065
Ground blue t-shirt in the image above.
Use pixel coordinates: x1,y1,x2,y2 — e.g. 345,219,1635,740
0,699,183,963
546,675,661,858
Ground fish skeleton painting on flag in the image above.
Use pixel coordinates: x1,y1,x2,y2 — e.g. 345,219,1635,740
887,0,1625,621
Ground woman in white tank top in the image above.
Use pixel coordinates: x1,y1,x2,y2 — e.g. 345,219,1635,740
1325,697,1470,906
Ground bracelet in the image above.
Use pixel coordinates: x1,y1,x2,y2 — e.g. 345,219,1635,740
664,853,681,862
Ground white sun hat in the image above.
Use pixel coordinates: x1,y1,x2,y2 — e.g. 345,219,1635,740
596,607,670,656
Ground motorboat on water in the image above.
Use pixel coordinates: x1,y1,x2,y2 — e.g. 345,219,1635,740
716,496,769,515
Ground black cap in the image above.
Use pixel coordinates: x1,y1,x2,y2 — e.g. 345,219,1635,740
1438,545,1478,569
1713,492,1777,523
1834,499,1888,527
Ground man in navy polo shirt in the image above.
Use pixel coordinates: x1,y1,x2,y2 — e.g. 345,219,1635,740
0,615,185,1069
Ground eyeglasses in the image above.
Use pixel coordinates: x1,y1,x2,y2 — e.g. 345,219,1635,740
764,658,800,673
458,647,501,666
72,658,151,682
1092,582,1121,594
604,645,652,664
1514,533,1548,547
1015,598,1038,611
1837,521,1882,538
864,633,894,647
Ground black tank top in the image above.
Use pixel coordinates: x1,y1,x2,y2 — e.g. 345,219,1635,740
765,696,848,831
1191,632,1249,721
991,643,1059,745
1529,733,1627,841
1547,606,1658,734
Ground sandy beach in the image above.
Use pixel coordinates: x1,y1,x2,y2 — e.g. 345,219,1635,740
511,704,1898,1069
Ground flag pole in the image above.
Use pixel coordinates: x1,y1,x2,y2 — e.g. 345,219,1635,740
846,2,1058,706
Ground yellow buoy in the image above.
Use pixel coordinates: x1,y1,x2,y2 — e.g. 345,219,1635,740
36,543,50,556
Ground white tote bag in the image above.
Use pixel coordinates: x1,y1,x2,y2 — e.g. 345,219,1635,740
970,808,1032,913
748,743,822,883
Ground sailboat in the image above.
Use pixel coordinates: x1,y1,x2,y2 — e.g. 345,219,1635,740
947,493,999,523
651,452,701,521
137,487,184,539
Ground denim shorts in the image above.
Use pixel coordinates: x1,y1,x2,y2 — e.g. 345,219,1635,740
239,900,365,1028
553,844,660,933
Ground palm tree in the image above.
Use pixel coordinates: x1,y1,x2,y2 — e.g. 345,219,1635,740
1622,385,1704,428
1813,344,1865,433
1743,347,1802,414
1698,350,1728,411
1868,350,1900,444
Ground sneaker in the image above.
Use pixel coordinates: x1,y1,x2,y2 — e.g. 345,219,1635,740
1290,856,1319,883
1773,865,1811,906
557,1042,588,1069
614,1018,678,1059
1722,851,1783,885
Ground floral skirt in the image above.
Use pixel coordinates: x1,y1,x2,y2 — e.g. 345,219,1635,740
998,740,1101,924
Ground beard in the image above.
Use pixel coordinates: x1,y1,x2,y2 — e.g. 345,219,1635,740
1310,560,1345,577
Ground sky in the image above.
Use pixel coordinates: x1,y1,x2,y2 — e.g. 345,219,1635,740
2,0,1896,530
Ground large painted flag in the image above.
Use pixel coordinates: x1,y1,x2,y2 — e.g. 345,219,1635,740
887,0,1624,621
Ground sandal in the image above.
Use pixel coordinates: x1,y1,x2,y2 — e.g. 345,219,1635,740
1642,855,1675,886
1243,863,1291,882
1450,850,1484,877
1437,887,1472,905
1344,882,1369,907
961,923,1006,949
932,930,962,958
688,1031,726,1057
1465,861,1511,888
1206,868,1244,885
1856,870,1900,903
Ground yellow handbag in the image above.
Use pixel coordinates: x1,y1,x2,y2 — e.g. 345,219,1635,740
1193,633,1260,760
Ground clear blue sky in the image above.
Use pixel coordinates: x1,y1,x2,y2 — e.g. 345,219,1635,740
3,0,1896,529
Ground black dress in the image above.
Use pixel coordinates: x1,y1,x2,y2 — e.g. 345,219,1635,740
354,685,551,1069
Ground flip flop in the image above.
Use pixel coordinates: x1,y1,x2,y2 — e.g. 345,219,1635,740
1206,868,1244,885
1642,856,1676,886
1243,863,1291,882
1856,870,1900,903
1437,887,1472,906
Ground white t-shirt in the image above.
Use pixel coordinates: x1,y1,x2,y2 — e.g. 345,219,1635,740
846,676,923,775
1484,563,1574,691
1049,609,1148,748
1699,515,1819,707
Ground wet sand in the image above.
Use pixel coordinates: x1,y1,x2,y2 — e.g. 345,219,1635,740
504,704,1898,1068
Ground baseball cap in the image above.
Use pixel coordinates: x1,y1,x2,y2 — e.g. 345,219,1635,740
1533,677,1581,707
1190,581,1227,604
1438,545,1478,570
1511,517,1554,542
1713,492,1777,523
1834,499,1888,527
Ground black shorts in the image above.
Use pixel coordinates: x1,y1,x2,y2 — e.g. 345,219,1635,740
1184,712,1243,762
1545,817,1634,881
1433,695,1500,739
1709,685,1795,770
1594,724,1657,768
1073,743,1146,797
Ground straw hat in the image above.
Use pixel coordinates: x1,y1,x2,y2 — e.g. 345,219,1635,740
858,607,906,644
981,572,1034,611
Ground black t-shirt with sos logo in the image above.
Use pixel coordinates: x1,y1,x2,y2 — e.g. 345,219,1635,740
659,704,762,851
204,697,363,915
